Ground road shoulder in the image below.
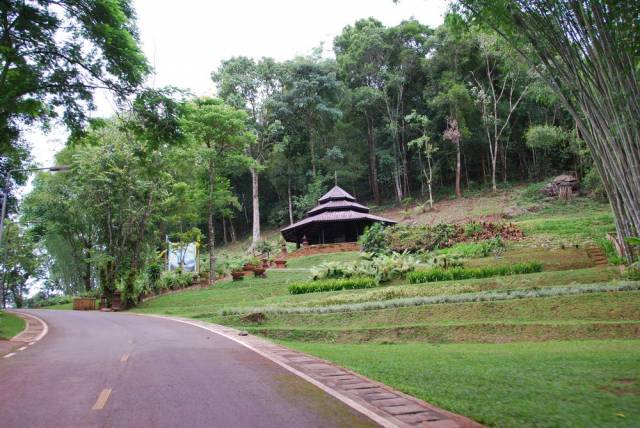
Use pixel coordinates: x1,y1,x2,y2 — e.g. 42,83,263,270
137,313,483,428
7,310,49,343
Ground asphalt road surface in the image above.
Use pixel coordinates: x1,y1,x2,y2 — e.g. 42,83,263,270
0,310,376,428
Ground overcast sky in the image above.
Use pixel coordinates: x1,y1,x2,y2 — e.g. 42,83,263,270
29,0,449,168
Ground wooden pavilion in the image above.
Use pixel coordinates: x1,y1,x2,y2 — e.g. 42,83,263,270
280,185,396,246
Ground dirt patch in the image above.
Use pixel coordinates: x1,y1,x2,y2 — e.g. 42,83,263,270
381,191,515,225
241,312,267,324
599,379,639,396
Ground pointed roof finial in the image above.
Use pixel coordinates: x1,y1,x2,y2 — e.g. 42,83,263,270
334,170,338,186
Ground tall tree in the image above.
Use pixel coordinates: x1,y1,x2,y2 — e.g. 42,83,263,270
335,18,431,203
469,31,531,192
279,56,342,178
0,219,40,308
406,111,437,209
182,98,252,285
0,0,149,198
212,57,281,249
459,0,640,260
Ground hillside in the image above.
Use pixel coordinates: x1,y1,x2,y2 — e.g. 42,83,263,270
132,188,640,427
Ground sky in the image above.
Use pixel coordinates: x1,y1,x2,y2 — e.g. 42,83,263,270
28,0,449,169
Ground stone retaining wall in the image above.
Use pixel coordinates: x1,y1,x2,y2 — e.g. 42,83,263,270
286,242,360,259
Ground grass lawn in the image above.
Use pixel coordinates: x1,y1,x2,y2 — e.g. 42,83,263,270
283,339,640,428
132,193,640,427
0,311,25,340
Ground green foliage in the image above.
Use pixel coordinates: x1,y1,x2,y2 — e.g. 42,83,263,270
582,167,606,200
0,0,149,177
520,181,546,202
358,223,388,254
595,239,625,265
463,221,483,237
0,220,42,307
288,277,377,295
310,252,419,284
436,237,504,258
254,240,277,257
525,125,571,150
25,294,74,309
145,262,163,290
385,224,458,252
624,263,640,281
408,262,543,284
158,271,194,291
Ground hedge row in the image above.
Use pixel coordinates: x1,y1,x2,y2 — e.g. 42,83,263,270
288,277,377,295
408,262,543,284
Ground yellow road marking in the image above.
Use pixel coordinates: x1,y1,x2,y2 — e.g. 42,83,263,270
120,353,129,363
92,388,112,410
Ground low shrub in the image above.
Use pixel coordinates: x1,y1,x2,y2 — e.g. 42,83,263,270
358,223,389,254
595,238,625,265
436,237,505,258
386,223,458,252
624,263,640,280
288,277,377,295
408,262,543,284
464,221,484,238
310,252,419,283
158,270,194,290
25,294,74,308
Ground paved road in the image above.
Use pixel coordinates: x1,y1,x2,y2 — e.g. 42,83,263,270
0,310,376,428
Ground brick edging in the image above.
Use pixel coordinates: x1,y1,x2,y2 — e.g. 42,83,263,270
137,314,483,428
7,310,49,343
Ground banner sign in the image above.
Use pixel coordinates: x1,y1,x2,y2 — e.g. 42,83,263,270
167,241,199,272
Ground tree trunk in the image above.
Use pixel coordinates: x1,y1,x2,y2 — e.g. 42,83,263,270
366,117,381,204
250,166,261,248
288,175,294,225
455,142,462,198
426,156,434,209
310,134,317,177
222,216,228,245
394,171,403,205
491,148,498,193
207,161,216,286
229,219,237,243
83,262,91,292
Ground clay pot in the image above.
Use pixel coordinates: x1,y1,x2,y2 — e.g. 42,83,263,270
243,263,257,272
274,259,287,269
231,271,244,281
253,267,266,277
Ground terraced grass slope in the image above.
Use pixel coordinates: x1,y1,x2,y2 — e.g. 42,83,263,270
133,194,639,428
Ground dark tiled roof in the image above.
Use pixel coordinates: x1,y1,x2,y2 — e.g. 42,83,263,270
318,186,356,203
307,200,369,215
281,210,394,232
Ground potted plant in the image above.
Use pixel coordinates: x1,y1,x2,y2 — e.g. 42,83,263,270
228,259,244,281
274,259,287,268
253,266,266,277
243,255,260,272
